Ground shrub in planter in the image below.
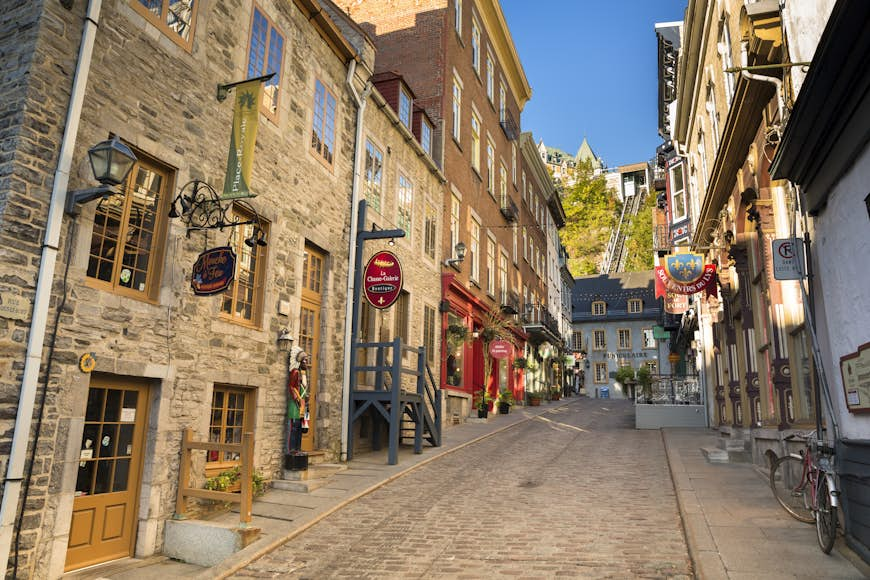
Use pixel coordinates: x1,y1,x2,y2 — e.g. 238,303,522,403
497,389,514,414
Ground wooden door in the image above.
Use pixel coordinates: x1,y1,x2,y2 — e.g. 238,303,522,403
65,378,148,571
299,244,324,451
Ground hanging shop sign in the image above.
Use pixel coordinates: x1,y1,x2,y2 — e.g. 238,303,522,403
841,341,870,414
364,250,403,309
489,340,512,359
664,291,689,314
222,79,263,199
655,253,717,297
191,246,237,296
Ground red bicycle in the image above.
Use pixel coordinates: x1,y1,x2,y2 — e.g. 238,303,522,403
769,431,840,553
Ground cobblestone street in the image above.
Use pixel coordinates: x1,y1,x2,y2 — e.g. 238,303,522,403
233,399,692,579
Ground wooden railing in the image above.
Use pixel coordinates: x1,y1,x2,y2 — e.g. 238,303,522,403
175,427,254,526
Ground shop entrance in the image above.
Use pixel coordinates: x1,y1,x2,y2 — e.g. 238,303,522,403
65,377,148,571
299,244,324,451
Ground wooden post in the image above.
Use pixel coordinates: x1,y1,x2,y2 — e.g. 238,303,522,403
239,432,254,526
175,427,192,519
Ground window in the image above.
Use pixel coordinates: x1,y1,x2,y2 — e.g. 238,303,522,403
421,118,433,156
511,143,517,184
522,172,527,201
424,203,437,260
628,299,643,314
470,217,480,282
592,301,606,316
486,52,494,102
452,76,462,142
594,362,608,384
571,331,583,352
423,305,437,365
618,329,631,350
529,238,534,270
398,87,412,128
132,0,197,50
486,139,495,193
87,152,170,300
247,7,284,118
593,330,606,350
364,139,383,213
397,173,413,234
697,131,708,190
486,236,496,296
643,328,656,349
470,110,481,171
499,163,508,207
499,251,508,299
394,290,409,343
454,0,462,34
512,224,518,264
522,227,528,261
646,360,658,375
312,79,336,166
221,206,269,324
670,162,686,222
719,20,735,106
706,83,719,151
451,193,461,251
499,83,506,123
208,386,254,464
471,19,481,74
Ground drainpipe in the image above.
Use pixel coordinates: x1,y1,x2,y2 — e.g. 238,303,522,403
0,0,102,572
340,58,372,462
740,40,784,122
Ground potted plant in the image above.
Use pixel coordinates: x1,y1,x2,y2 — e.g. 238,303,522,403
636,366,653,403
512,357,527,369
497,389,514,414
446,323,469,347
615,365,636,400
204,465,268,497
550,386,562,401
527,391,542,406
474,388,493,418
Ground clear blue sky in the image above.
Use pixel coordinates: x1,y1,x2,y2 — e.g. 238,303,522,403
501,0,687,168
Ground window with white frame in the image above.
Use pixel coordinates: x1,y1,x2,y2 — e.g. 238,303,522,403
592,301,606,315
486,52,494,102
499,82,506,123
397,173,413,234
522,171,527,201
646,359,658,375
670,161,687,222
643,328,656,349
450,193,461,251
698,131,708,190
571,331,583,352
486,235,496,296
512,224,518,264
593,330,606,350
628,299,643,314
706,83,719,151
499,251,508,298
424,202,437,260
522,227,528,261
470,110,481,171
617,329,631,350
486,139,495,194
452,75,462,142
499,163,507,206
399,87,412,128
719,19,735,106
511,143,517,184
454,0,462,35
421,117,432,156
471,19,481,75
470,216,480,282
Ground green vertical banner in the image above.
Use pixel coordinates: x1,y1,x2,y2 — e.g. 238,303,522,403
222,80,262,199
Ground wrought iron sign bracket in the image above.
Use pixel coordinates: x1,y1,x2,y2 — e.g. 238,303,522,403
168,179,267,246
216,73,275,102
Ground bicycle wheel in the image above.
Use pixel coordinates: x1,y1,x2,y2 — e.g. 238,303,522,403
816,475,837,554
770,455,814,523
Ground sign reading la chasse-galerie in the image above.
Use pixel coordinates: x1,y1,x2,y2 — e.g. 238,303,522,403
364,251,403,310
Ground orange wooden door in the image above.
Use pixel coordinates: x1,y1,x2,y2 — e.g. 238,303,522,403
299,245,324,451
65,378,148,571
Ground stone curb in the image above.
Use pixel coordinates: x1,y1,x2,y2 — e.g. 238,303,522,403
209,400,573,579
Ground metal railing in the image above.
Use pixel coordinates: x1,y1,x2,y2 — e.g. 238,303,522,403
636,375,701,405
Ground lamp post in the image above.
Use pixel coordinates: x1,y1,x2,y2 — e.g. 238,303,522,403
64,136,137,215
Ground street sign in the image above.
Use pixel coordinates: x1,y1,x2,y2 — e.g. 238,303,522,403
489,340,512,359
772,238,804,280
363,250,403,309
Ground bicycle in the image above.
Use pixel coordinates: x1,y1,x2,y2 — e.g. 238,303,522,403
769,431,840,553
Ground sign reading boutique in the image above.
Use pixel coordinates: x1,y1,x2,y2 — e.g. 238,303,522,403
364,251,403,309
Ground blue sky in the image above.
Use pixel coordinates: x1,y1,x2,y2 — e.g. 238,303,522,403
501,0,687,168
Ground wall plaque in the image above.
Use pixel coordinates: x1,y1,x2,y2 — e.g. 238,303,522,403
841,342,870,413
0,293,30,321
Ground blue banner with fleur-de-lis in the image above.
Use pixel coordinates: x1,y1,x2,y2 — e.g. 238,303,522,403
222,80,262,199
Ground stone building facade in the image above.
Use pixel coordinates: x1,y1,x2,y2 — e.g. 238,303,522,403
0,0,445,575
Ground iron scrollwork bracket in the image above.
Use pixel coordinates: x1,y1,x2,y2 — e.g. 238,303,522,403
168,179,267,246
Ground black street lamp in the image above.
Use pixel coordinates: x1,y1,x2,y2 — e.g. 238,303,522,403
65,136,137,215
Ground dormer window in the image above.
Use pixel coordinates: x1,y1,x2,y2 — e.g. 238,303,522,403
592,301,606,316
399,87,412,128
628,299,643,314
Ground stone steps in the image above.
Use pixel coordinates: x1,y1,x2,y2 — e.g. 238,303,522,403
272,462,346,493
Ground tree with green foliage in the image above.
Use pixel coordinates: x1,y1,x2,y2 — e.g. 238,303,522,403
620,191,655,272
558,160,621,277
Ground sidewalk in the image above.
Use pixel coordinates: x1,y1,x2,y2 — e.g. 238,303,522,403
663,428,869,579
68,400,568,580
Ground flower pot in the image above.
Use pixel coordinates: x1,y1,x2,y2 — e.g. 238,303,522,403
498,402,511,414
529,397,541,407
477,408,489,419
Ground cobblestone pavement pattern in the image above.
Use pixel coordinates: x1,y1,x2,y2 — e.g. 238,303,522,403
233,399,692,579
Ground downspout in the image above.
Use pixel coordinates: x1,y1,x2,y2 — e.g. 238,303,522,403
0,0,102,572
740,40,784,122
340,58,372,461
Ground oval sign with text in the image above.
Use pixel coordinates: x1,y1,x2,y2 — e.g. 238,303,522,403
364,250,403,310
489,340,512,360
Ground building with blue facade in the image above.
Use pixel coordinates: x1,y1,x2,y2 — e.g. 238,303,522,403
571,271,668,399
